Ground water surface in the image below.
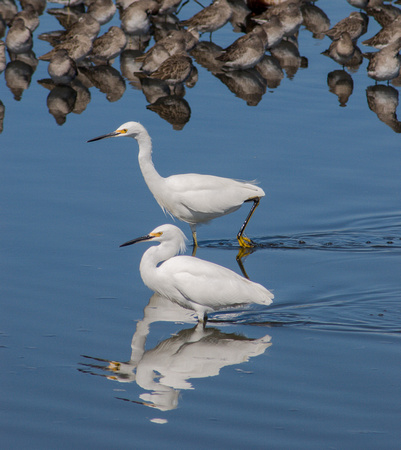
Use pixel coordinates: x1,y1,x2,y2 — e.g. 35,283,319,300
1,0,400,448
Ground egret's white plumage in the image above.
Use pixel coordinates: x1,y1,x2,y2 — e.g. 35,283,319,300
120,224,274,322
88,121,265,247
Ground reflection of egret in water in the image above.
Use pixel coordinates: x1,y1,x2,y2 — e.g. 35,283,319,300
88,121,265,248
79,293,272,411
119,224,274,322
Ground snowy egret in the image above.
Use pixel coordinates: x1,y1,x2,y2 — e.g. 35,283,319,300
120,224,274,322
88,121,265,247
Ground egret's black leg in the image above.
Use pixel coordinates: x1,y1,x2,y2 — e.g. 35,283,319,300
237,197,260,248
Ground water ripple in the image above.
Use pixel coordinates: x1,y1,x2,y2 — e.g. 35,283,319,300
203,227,401,252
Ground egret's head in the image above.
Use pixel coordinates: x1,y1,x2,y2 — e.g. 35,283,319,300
87,121,144,142
120,224,187,254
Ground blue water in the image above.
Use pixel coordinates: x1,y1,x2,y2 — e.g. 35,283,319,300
1,0,401,448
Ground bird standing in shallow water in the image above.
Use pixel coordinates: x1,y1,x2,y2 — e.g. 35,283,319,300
88,121,265,248
120,224,274,323
366,38,401,83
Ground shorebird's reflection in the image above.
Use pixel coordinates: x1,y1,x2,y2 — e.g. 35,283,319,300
80,293,272,411
366,84,401,133
327,70,354,107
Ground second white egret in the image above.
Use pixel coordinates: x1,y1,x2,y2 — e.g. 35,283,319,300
120,224,274,323
88,121,265,248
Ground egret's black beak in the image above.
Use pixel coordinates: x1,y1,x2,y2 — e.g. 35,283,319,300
87,131,120,142
120,234,155,248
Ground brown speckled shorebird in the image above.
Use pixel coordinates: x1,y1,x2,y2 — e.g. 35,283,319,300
217,27,268,70
13,5,40,32
326,11,368,42
253,2,303,38
137,30,189,73
365,3,401,28
47,48,78,84
89,26,127,64
147,53,194,88
5,18,33,54
363,16,401,49
20,0,47,15
181,0,232,39
39,13,100,45
367,38,401,83
39,35,93,62
121,0,160,36
322,32,356,67
87,0,116,25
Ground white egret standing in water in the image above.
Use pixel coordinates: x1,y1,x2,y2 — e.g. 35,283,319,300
88,121,265,248
120,224,274,322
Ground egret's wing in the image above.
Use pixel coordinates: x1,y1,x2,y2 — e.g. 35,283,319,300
161,256,272,310
165,174,264,215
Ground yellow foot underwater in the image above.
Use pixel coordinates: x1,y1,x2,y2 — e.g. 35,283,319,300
237,234,255,248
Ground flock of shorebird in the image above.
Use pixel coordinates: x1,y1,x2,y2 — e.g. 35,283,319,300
1,0,401,130
1,0,401,98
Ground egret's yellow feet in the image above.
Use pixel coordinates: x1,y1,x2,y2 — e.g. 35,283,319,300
237,234,254,248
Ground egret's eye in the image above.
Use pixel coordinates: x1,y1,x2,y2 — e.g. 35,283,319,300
118,128,128,134
150,232,163,237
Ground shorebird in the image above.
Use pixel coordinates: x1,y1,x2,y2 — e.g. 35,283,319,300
121,0,160,36
366,38,401,83
137,30,189,73
145,53,194,89
87,0,116,25
39,35,93,62
362,16,401,49
47,49,77,84
217,26,268,70
38,13,100,44
12,5,40,32
253,2,303,38
5,18,33,54
181,0,233,39
322,32,356,67
89,26,127,64
326,11,368,42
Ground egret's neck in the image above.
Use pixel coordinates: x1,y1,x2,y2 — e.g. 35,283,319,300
139,242,180,291
135,131,164,192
